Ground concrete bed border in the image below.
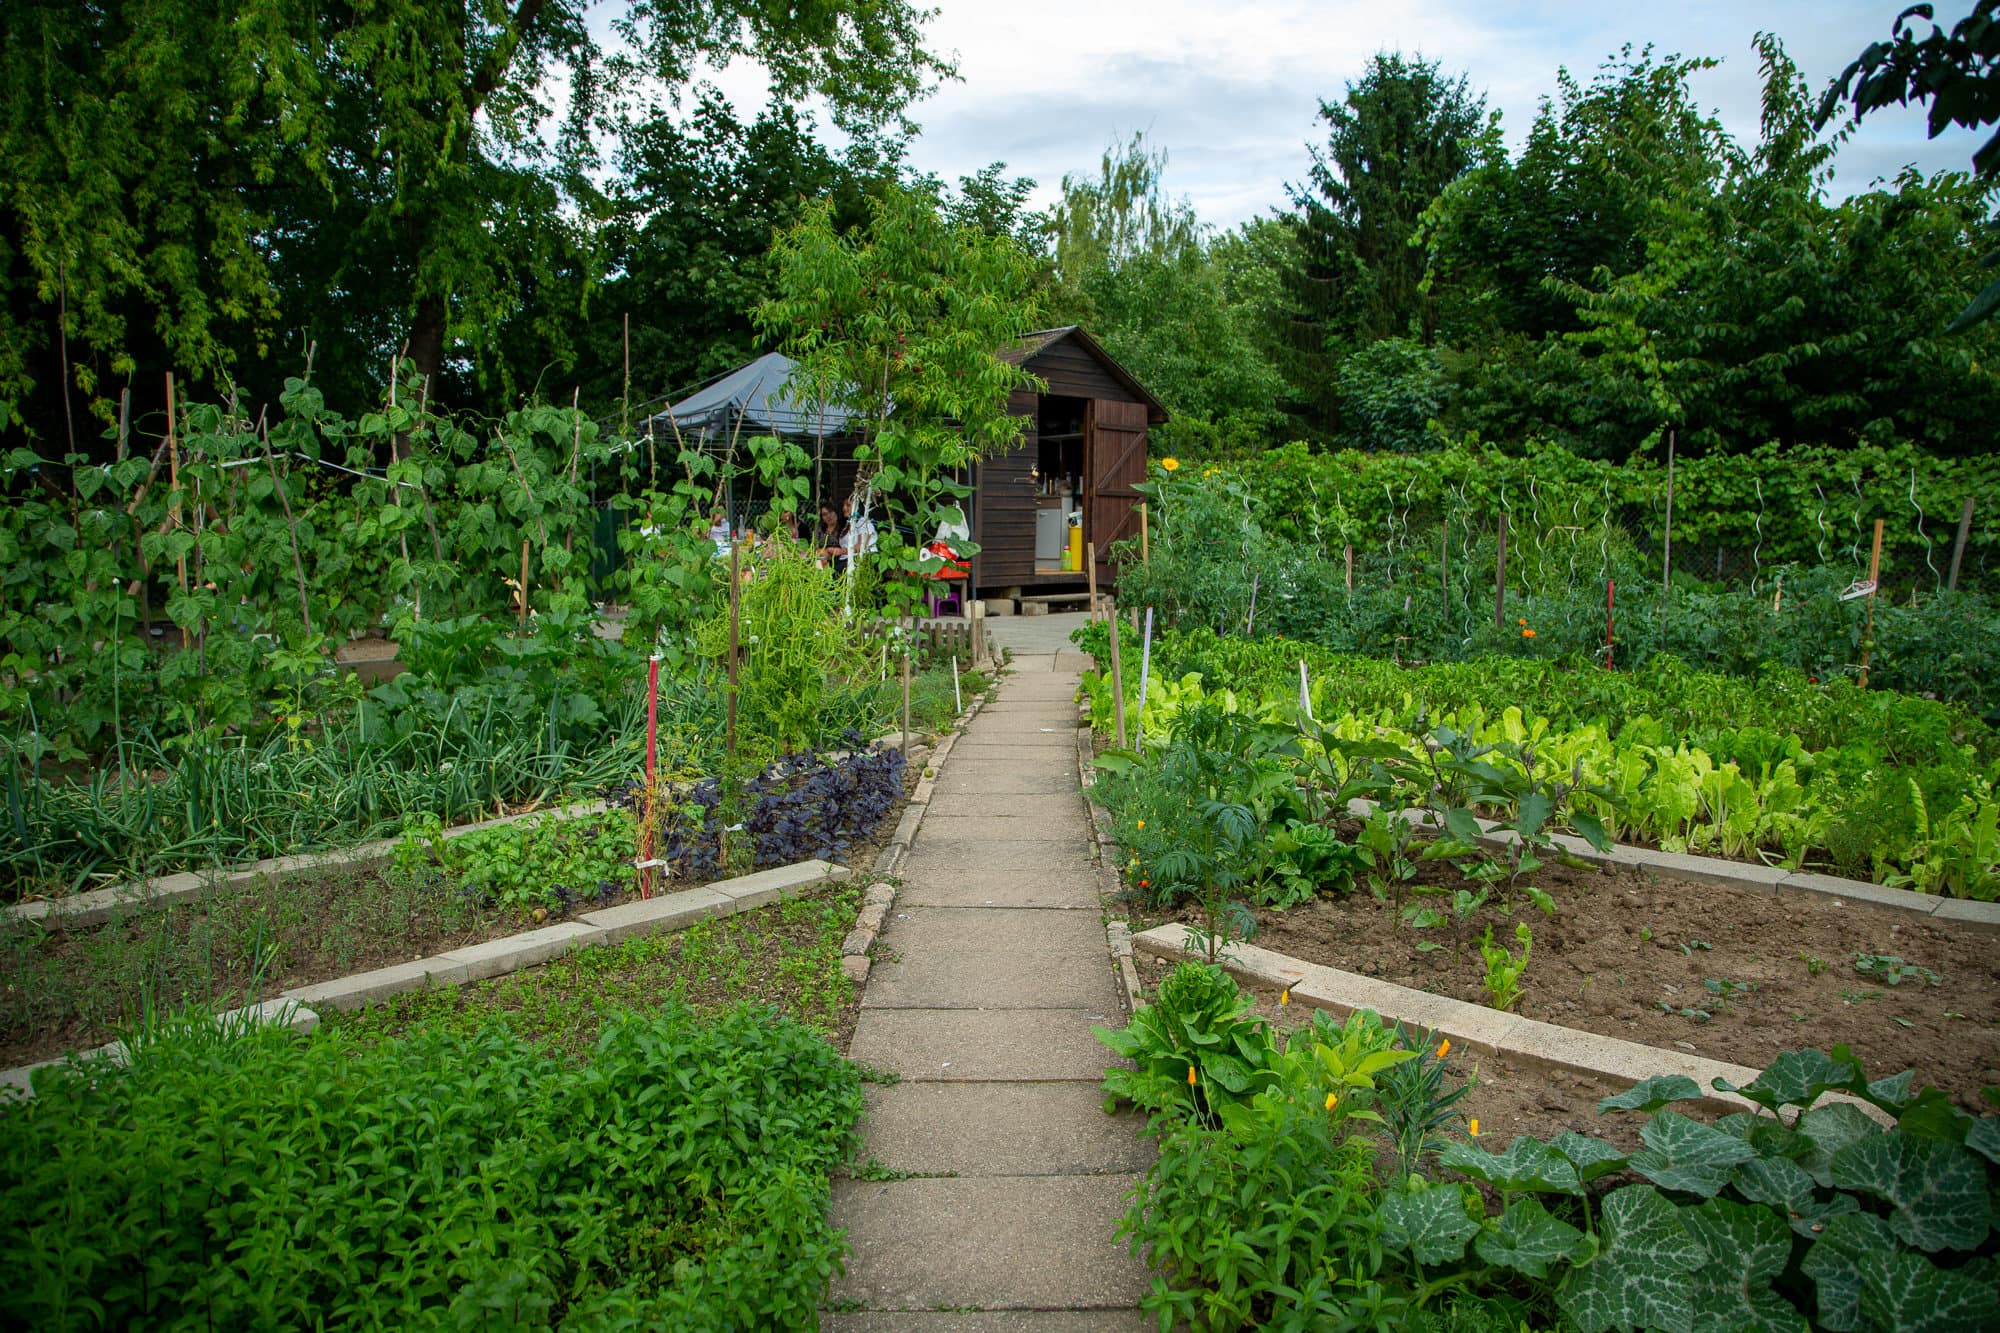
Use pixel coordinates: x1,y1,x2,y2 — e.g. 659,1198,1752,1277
2,857,855,1098
9,798,614,932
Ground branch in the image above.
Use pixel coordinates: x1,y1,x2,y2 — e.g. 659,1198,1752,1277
466,0,552,119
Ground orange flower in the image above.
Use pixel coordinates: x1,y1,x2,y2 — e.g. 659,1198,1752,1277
1188,1065,1198,1086
1324,1092,1339,1111
1139,878,1149,888
1469,1118,1481,1137
1517,618,1526,626
1436,1038,1451,1058
1522,629,1536,639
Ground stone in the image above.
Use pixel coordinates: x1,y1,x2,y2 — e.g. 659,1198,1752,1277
923,793,1085,823
1501,1016,1765,1113
847,1008,1119,1082
830,1177,1151,1311
896,870,1102,910
854,900,889,935
858,1082,1152,1176
708,858,849,912
842,928,874,957
1628,847,1786,892
282,956,472,1010
931,764,1080,797
841,955,872,984
862,908,1124,1011
1018,600,1049,616
1779,871,1940,917
1932,898,2000,932
900,840,1093,876
578,886,731,945
982,598,1017,616
440,921,601,982
916,813,1089,844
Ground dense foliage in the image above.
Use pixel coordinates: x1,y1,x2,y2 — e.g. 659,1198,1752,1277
1102,961,2000,1331
1,1004,863,1328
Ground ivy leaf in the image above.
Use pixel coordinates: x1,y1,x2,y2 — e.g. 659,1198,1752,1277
1803,1212,1993,1332
1557,1184,1707,1333
1795,1102,1883,1188
1715,1048,1863,1115
1379,1183,1480,1265
1600,1075,1703,1114
1731,1156,1817,1212
1830,1132,1991,1252
1440,1136,1581,1194
1475,1196,1588,1278
1630,1110,1759,1198
1962,1119,2000,1166
1549,1130,1632,1184
1682,1197,1810,1333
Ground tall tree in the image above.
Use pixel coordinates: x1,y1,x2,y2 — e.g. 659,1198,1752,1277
1277,53,1484,437
1041,136,1285,451
0,0,949,440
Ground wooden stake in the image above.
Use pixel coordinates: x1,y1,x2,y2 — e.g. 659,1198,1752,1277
1661,429,1676,640
1344,543,1354,596
1139,502,1149,563
901,625,913,757
1086,540,1099,620
622,311,632,439
1948,496,1974,592
518,541,530,625
1105,605,1128,749
1494,512,1508,630
1859,518,1884,689
167,374,189,649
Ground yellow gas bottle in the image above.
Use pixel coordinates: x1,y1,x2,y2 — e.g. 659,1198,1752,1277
1067,513,1084,572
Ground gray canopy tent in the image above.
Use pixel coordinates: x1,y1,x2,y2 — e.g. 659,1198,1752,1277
647,352,857,441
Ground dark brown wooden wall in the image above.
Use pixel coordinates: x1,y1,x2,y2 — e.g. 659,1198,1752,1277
1028,342,1146,405
973,387,1041,586
1088,399,1149,589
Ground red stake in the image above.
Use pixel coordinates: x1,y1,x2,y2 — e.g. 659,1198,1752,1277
1605,580,1616,671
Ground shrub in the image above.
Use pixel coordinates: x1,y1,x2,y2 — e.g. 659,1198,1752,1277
1,1003,862,1329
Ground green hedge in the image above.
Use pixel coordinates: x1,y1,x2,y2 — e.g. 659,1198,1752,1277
1,1004,861,1329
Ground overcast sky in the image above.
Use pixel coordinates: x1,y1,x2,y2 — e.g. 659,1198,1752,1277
691,0,1983,231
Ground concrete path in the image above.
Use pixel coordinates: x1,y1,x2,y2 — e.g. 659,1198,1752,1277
983,609,1096,673
827,650,1152,1331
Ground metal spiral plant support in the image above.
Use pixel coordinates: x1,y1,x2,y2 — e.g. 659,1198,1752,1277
1814,483,1829,567
1599,476,1614,583
1382,481,1397,586
1751,478,1765,595
1850,477,1865,575
1911,466,1939,593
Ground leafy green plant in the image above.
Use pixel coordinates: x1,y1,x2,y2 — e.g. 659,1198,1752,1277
398,807,637,916
1479,922,1532,1012
1096,961,1279,1117
1,1002,863,1328
1854,954,1944,988
1405,886,1489,962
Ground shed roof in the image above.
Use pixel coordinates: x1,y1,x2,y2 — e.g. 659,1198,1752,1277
1001,326,1170,424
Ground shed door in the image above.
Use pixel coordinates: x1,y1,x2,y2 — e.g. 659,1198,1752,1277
1087,399,1148,590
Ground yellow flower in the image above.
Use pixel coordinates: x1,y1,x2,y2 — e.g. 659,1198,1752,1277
1280,988,1290,1007
1136,820,1145,830
1324,1092,1338,1111
1436,1038,1451,1058
1160,457,1180,472
1188,1065,1198,1086
1469,1118,1481,1137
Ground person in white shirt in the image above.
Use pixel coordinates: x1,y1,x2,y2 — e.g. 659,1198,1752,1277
841,492,878,568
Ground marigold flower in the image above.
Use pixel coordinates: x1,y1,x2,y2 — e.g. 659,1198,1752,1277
1469,1118,1481,1137
1517,618,1526,626
1139,878,1149,888
1325,1092,1338,1111
1436,1038,1451,1058
1188,1065,1198,1086
1136,820,1145,829
1161,457,1180,472
1522,629,1536,639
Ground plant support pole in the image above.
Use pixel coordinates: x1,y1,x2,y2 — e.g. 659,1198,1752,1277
1948,496,1974,592
1493,512,1508,630
1661,429,1675,640
1135,607,1154,755
1086,540,1099,620
1139,502,1149,564
640,656,661,899
1859,518,1884,689
1105,606,1128,749
1605,580,1615,671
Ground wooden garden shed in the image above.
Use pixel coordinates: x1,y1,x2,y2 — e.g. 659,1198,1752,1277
646,325,1167,601
974,326,1168,600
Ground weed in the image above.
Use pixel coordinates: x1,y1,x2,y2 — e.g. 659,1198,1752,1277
1853,953,1943,988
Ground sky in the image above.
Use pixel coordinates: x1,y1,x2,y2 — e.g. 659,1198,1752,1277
685,0,1985,230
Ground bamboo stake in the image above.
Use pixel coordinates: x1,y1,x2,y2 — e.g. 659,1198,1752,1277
1661,429,1676,639
1859,519,1884,689
1948,497,1974,592
1344,543,1354,597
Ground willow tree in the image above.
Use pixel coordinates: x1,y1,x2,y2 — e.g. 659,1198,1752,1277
0,0,948,440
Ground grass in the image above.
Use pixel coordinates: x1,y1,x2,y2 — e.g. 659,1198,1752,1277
323,882,865,1059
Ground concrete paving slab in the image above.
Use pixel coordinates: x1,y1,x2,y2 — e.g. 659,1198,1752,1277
915,813,1092,843
859,1082,1151,1176
923,792,1087,822
932,766,1080,797
1004,653,1061,673
952,732,1080,751
825,1313,1152,1332
967,712,1082,735
901,840,1096,876
993,676,1083,696
847,1008,1120,1081
896,871,1102,909
864,909,1124,1010
830,1176,1151,1311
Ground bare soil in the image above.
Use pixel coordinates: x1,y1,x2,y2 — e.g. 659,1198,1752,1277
0,767,916,1069
1215,852,2000,1111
